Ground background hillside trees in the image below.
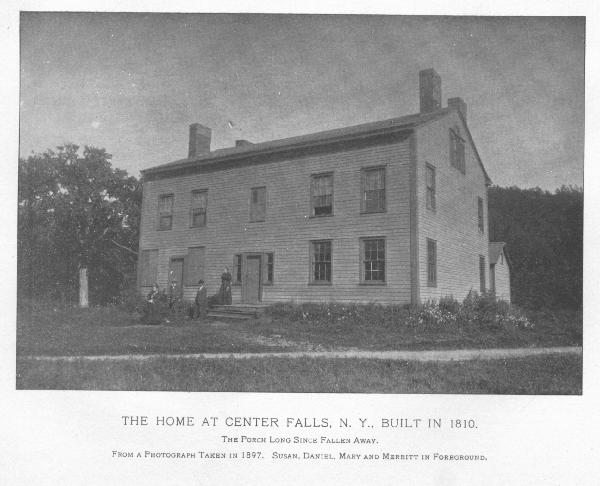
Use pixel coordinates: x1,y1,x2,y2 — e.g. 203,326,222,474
18,144,141,305
488,185,583,310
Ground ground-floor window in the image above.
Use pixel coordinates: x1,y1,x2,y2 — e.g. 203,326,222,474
360,237,385,283
310,240,332,284
140,249,158,286
479,255,486,293
427,238,437,287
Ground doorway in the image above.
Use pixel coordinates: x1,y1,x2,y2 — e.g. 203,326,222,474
243,255,262,304
168,257,184,299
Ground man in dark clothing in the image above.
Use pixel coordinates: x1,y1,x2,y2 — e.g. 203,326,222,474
194,279,208,320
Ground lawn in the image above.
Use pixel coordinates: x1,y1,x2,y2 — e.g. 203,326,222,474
246,310,582,351
16,300,582,394
16,354,582,394
16,302,277,356
16,300,582,357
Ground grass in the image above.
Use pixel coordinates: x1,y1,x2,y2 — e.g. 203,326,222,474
16,300,582,394
246,309,582,351
17,300,582,357
16,301,275,356
16,354,582,394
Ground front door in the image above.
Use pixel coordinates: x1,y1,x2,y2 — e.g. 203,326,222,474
243,255,261,304
169,258,184,299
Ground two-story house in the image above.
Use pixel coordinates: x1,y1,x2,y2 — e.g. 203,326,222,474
138,68,509,305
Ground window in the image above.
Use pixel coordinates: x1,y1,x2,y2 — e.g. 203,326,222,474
477,197,484,233
158,194,174,230
311,173,333,216
185,247,205,286
361,238,385,283
426,164,436,210
190,190,207,228
449,128,465,173
140,249,158,286
310,240,332,284
250,186,266,222
361,166,386,213
265,252,274,284
427,239,437,287
233,254,242,285
479,255,486,293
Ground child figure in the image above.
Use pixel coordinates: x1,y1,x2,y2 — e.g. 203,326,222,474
143,283,161,325
194,279,208,320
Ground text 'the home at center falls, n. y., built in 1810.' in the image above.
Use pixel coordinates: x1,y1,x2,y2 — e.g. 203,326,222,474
137,68,511,306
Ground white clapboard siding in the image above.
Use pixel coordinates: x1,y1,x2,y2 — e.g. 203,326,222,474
139,137,412,304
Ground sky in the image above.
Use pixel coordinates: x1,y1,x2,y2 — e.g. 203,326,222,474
19,14,584,189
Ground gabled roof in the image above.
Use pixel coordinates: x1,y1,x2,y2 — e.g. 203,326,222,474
454,110,492,186
489,242,511,268
142,109,452,176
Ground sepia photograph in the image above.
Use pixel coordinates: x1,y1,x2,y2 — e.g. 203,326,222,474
16,13,583,394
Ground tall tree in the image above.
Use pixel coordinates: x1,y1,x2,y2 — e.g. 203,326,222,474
488,185,583,310
18,144,141,305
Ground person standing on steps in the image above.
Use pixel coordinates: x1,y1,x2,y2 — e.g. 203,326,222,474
219,267,232,305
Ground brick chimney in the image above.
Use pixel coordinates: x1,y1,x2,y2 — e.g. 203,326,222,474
235,139,253,148
448,97,467,122
419,68,442,114
188,123,211,159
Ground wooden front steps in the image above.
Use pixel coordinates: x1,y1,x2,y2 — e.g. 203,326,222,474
207,304,268,320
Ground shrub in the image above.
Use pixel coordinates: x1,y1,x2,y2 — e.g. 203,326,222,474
265,295,532,331
265,301,410,327
438,295,461,315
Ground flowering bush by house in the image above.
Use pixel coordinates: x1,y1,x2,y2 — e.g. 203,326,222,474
266,293,532,331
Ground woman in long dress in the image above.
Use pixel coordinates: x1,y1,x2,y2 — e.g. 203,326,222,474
219,267,232,305
144,283,161,324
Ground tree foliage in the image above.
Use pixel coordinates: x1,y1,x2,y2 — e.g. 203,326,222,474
488,185,583,310
18,144,141,304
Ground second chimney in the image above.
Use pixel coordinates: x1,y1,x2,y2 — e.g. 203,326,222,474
188,123,212,159
448,97,467,122
419,68,442,114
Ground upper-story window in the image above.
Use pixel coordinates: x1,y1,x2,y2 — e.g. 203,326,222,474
449,128,466,174
426,164,436,211
361,166,386,213
249,186,266,222
190,190,208,228
477,197,484,233
311,173,333,217
158,194,174,230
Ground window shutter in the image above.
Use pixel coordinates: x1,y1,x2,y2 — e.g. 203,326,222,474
258,187,266,220
141,249,158,286
185,247,205,286
262,253,269,283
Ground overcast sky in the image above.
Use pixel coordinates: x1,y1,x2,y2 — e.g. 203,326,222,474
20,14,584,189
